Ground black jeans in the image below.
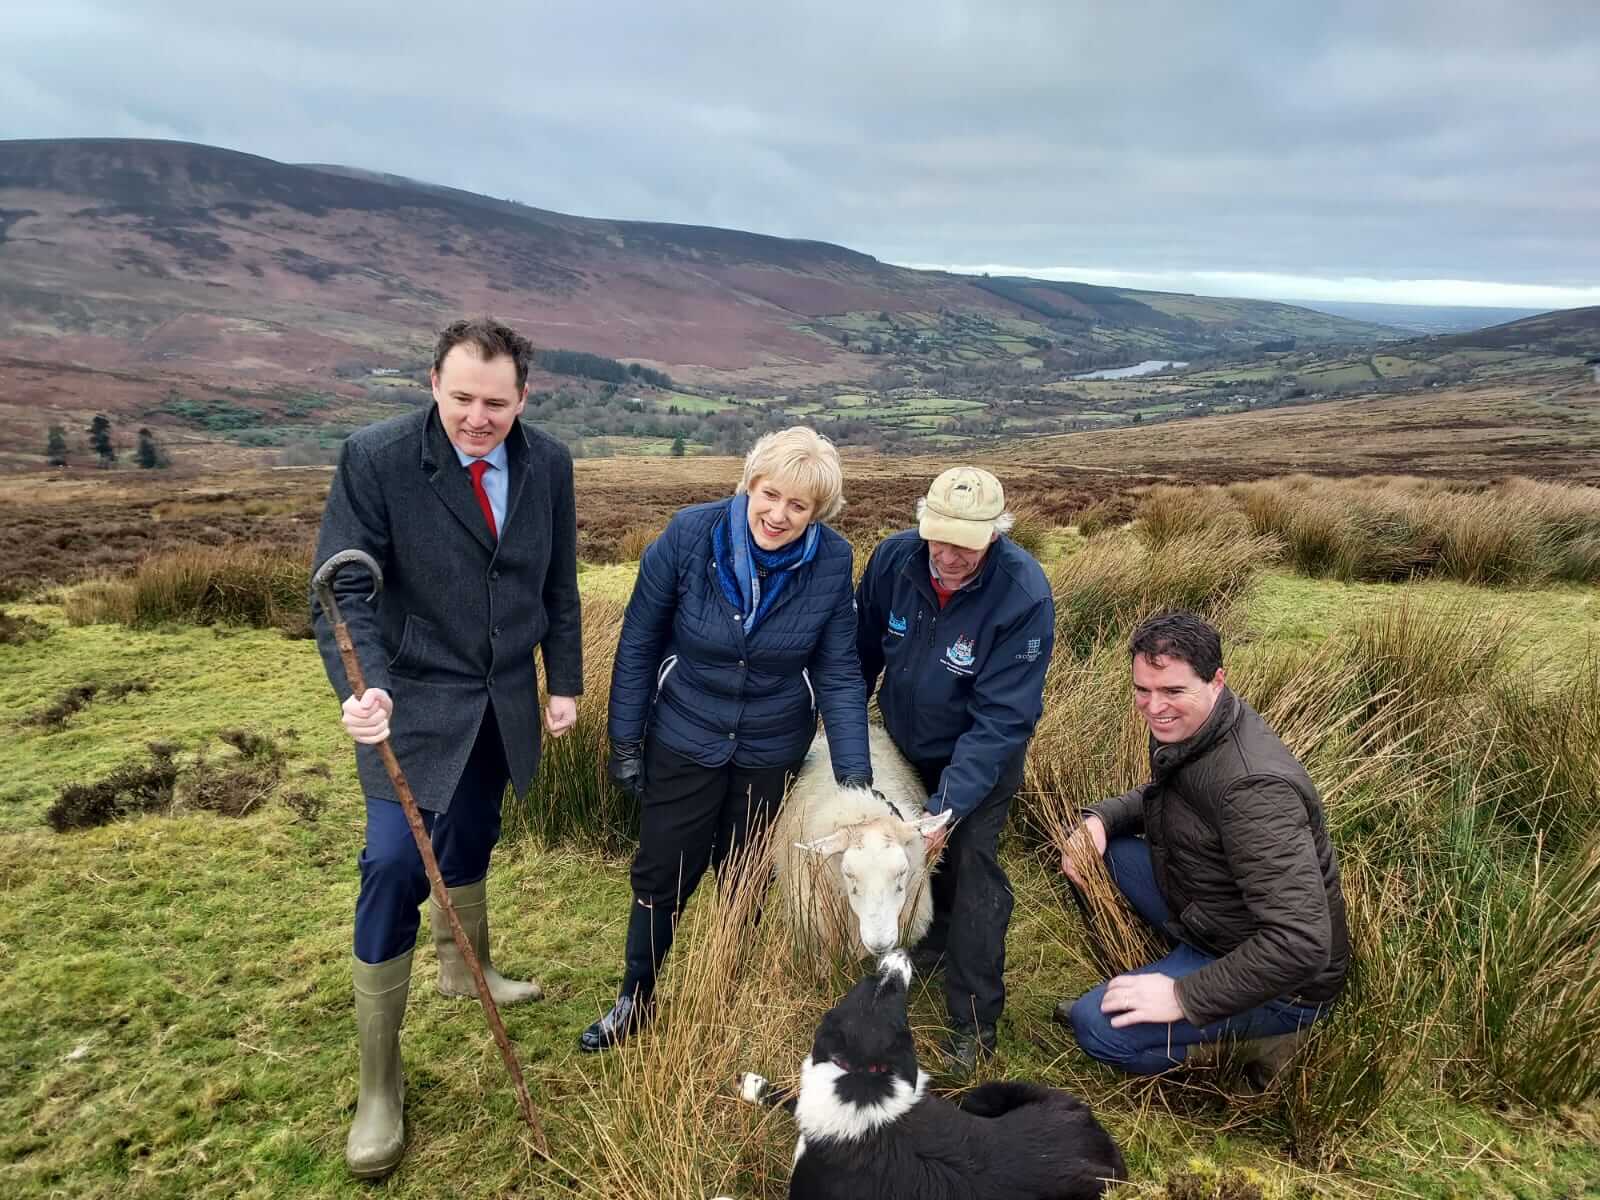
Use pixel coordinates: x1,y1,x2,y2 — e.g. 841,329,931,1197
619,737,798,1000
913,753,1025,1029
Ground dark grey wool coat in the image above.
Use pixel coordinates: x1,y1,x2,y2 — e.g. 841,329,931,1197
311,407,583,812
1088,688,1349,1027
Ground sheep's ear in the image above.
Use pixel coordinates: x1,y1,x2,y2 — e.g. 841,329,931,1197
910,810,953,837
796,830,851,856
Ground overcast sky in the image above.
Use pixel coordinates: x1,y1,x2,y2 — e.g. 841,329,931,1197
4,1,1598,308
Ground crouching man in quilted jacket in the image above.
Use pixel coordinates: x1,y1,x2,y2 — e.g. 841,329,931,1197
1055,611,1348,1081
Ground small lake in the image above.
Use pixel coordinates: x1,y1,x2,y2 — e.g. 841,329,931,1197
1072,359,1189,380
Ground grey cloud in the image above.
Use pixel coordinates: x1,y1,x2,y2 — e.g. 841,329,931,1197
1,0,1596,293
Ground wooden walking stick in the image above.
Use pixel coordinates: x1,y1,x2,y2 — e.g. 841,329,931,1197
313,548,549,1154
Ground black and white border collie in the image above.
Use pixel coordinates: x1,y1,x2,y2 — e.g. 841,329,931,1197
738,951,1126,1199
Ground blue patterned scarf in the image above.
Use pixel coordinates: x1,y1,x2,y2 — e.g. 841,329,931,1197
713,493,819,634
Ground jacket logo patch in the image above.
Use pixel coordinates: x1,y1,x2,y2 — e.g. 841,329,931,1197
1016,637,1042,662
887,611,907,637
943,634,976,675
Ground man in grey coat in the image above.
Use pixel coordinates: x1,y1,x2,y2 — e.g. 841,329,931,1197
311,317,582,1178
1056,611,1347,1081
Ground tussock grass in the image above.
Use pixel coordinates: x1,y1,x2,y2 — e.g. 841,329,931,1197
1054,831,1170,981
1020,645,1157,980
1073,494,1137,538
64,544,312,634
1005,507,1052,559
1277,854,1440,1169
613,524,661,563
1225,475,1600,585
1049,528,1277,657
506,595,639,852
1459,834,1600,1107
1135,485,1250,550
1476,663,1600,850
563,832,815,1199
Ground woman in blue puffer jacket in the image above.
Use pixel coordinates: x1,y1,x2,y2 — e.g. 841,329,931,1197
579,426,872,1052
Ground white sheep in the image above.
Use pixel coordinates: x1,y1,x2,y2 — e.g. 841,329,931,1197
775,725,950,958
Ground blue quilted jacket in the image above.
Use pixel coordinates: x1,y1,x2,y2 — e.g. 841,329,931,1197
607,500,871,780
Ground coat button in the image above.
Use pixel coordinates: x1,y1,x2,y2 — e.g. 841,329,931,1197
492,626,501,638
737,660,745,668
727,732,736,740
491,570,501,581
486,675,495,687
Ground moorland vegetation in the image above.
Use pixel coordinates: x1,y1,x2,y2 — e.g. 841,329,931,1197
2,467,1598,1198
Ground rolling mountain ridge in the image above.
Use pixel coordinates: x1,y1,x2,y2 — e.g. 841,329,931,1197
0,138,1397,441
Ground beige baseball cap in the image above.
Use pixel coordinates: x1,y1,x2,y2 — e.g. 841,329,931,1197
919,466,1005,550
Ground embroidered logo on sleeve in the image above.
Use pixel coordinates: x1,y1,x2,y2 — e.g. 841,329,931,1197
1015,637,1042,662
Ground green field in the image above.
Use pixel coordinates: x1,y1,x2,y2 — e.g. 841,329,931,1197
582,436,693,456
1371,355,1433,377
646,391,738,414
1297,362,1379,388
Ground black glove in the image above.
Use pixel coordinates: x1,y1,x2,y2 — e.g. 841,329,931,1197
837,774,873,790
608,740,645,800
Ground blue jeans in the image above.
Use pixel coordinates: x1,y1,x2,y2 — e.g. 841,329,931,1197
353,708,510,963
1067,836,1328,1075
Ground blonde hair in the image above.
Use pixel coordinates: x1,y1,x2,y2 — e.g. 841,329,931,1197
737,426,846,523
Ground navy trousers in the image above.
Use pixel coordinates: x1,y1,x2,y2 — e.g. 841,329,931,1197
353,707,510,964
1067,836,1328,1075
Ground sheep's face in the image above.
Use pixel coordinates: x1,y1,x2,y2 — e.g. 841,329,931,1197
838,827,915,956
797,803,951,957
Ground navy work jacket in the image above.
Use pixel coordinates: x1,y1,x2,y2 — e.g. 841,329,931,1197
856,530,1055,819
608,500,871,780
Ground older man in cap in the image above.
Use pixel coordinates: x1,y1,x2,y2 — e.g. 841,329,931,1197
856,467,1056,1075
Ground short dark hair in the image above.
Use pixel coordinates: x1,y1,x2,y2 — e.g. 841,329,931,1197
1129,611,1223,680
432,317,535,391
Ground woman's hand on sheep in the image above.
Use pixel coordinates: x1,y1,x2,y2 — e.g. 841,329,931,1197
341,688,393,744
1059,814,1108,887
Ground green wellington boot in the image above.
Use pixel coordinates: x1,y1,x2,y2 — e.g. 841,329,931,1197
346,951,412,1180
431,879,543,1005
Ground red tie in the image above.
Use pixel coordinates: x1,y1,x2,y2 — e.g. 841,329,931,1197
467,459,498,540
